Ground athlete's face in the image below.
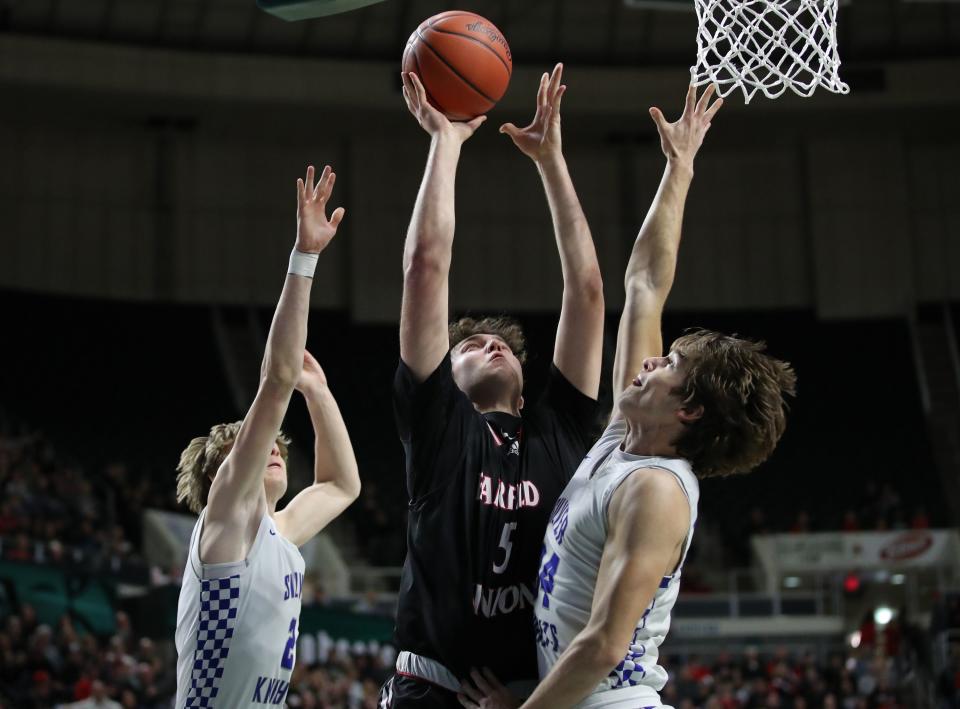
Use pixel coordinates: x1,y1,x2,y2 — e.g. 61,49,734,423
263,441,288,501
618,351,694,426
451,334,524,410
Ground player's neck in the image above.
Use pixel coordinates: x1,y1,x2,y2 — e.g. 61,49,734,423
473,401,521,417
621,420,679,458
265,487,282,514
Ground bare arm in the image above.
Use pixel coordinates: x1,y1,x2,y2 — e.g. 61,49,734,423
202,165,345,564
502,64,604,398
523,470,688,708
275,350,360,547
399,72,486,382
611,85,723,406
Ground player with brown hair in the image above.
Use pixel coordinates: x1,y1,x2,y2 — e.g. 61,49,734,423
378,64,605,708
459,86,795,709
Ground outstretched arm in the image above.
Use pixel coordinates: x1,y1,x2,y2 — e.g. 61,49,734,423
202,166,345,564
399,72,486,382
275,350,360,547
502,64,604,398
611,85,723,406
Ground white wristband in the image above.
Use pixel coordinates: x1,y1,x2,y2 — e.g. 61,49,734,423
288,248,319,278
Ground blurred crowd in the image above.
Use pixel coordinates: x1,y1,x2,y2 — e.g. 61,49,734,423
658,647,910,709
0,598,922,709
0,600,396,709
0,421,168,575
0,605,174,709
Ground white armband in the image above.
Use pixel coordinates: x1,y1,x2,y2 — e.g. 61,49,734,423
288,248,319,278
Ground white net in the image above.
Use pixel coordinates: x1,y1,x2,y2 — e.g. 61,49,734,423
691,0,850,103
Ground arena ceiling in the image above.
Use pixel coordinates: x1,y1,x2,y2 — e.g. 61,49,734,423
0,0,958,66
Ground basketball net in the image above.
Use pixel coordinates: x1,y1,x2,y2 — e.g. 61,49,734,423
690,0,850,103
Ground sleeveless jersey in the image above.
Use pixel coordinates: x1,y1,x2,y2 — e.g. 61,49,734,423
175,508,306,708
533,419,699,706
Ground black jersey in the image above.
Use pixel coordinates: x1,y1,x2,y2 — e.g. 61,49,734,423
392,353,599,683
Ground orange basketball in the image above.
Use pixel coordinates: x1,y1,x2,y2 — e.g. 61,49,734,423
402,11,512,121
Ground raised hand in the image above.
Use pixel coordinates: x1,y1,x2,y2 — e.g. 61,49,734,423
457,668,520,709
294,349,327,394
296,165,345,254
401,72,486,142
500,62,566,164
649,84,723,168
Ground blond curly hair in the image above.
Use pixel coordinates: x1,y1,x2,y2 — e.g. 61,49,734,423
175,421,290,514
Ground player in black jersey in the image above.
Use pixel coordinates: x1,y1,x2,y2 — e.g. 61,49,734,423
378,64,605,708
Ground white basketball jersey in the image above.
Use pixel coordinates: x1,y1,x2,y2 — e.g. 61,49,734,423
534,419,699,707
175,509,306,708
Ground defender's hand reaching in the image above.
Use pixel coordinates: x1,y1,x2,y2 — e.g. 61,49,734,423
401,72,486,142
500,62,566,164
294,350,327,394
296,165,345,254
650,84,724,169
458,668,521,709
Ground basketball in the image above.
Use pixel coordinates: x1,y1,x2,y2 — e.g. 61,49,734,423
402,11,512,121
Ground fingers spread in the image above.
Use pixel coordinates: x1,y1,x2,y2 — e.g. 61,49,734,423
329,206,345,228
536,71,549,109
409,72,428,103
684,83,697,115
649,106,668,130
470,668,495,695
457,695,478,709
401,72,419,111
695,83,717,115
482,667,506,691
459,678,483,703
296,177,305,203
704,95,724,121
314,166,333,201
548,62,563,101
554,84,566,112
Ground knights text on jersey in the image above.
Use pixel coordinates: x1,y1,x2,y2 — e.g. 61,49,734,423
175,509,306,708
533,419,699,705
392,353,600,683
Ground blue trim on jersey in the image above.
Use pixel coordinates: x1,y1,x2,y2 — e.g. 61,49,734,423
659,576,670,589
185,574,241,707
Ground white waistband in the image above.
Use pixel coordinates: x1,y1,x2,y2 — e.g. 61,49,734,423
395,651,461,693
394,652,537,698
574,684,664,708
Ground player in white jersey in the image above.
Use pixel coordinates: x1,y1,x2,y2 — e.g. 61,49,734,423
459,86,796,709
173,165,361,708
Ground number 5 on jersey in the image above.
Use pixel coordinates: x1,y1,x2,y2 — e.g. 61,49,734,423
493,522,517,574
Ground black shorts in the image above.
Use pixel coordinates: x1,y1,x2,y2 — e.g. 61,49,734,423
378,674,461,709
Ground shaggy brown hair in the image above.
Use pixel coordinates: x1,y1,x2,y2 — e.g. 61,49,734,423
449,316,528,365
669,329,796,479
175,421,290,514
